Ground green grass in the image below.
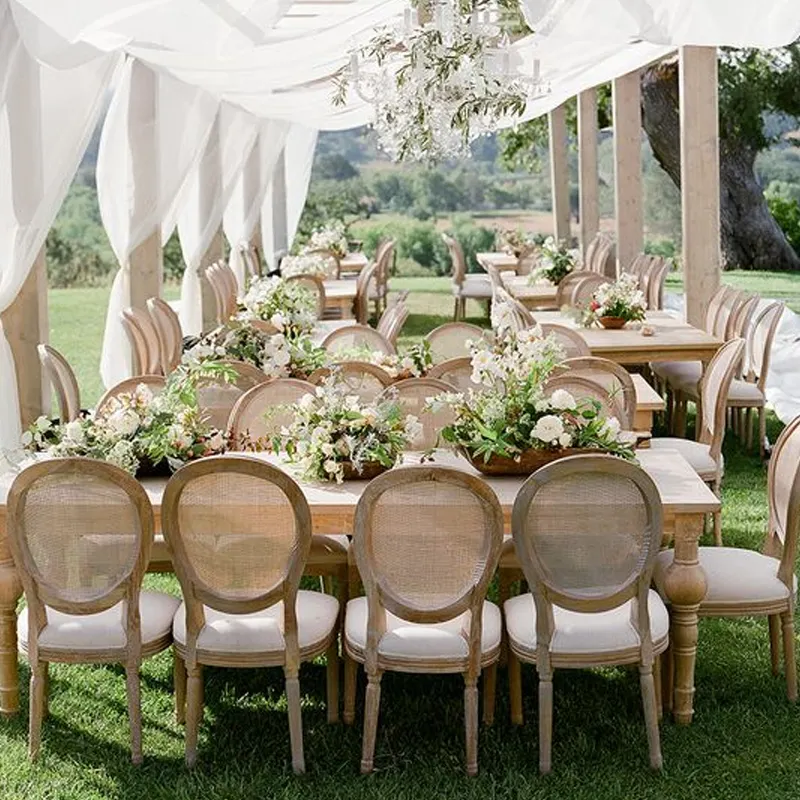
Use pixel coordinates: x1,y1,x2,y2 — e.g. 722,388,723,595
17,276,800,800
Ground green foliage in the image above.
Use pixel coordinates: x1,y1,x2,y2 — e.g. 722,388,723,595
765,184,800,253
313,153,359,181
45,228,115,288
446,214,496,272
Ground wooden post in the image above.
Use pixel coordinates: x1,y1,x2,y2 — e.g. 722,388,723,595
577,88,600,255
680,46,721,327
201,225,225,329
548,104,571,243
613,70,644,274
271,149,289,261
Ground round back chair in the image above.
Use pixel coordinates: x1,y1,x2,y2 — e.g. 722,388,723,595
38,344,80,423
767,415,800,581
322,325,396,357
427,357,475,393
713,288,746,340
197,360,268,431
228,378,316,450
379,377,455,451
121,307,162,375
643,257,669,311
377,302,409,345
309,361,392,402
570,274,608,309
147,297,183,375
95,375,167,419
353,261,378,325
698,338,745,461
588,236,614,275
704,285,733,334
554,270,598,307
442,233,468,288
537,323,591,359
543,373,621,426
425,322,491,363
286,273,326,319
373,239,395,315
745,301,785,390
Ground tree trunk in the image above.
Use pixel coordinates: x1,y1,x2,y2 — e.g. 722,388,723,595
640,58,800,271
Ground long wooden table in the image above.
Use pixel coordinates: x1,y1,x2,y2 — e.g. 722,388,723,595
0,448,716,725
338,253,369,275
531,311,722,365
323,279,358,319
631,374,665,436
476,251,522,273
502,273,559,309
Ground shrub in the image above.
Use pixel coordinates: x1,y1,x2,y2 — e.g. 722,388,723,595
765,185,800,253
45,229,115,288
445,215,496,273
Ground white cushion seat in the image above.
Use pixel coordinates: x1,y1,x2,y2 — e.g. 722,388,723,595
649,438,721,481
344,596,501,668
18,591,180,657
172,590,339,658
504,591,669,663
454,275,493,299
727,378,765,407
654,547,798,612
651,360,701,386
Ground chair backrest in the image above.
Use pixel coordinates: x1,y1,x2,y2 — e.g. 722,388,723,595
322,324,396,356
204,263,227,325
95,375,167,418
589,237,614,275
643,257,669,310
240,242,261,281
374,240,395,296
285,273,326,319
552,356,636,429
537,323,591,359
206,262,238,324
745,301,784,390
427,357,474,393
355,262,378,324
442,233,467,287
730,293,760,341
570,274,608,308
37,344,80,423
162,456,312,661
626,252,651,280
512,455,662,663
713,288,746,340
698,338,745,460
378,303,409,345
379,377,455,450
582,232,609,272
147,297,183,375
7,458,153,653
767,415,800,588
228,378,317,450
543,373,621,426
121,307,162,375
308,361,392,402
353,466,503,676
197,360,268,431
425,322,490,363
704,285,733,334
494,287,536,332
554,269,598,307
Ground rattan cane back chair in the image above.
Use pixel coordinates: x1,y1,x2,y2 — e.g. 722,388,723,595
286,273,326,319
425,322,491,363
196,360,267,431
38,344,81,423
379,377,455,451
543,373,623,428
121,307,162,375
427,357,475,393
147,297,183,374
537,323,591,359
322,325,396,356
309,361,392,402
95,376,167,419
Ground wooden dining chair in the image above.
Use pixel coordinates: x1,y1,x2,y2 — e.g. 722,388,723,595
494,287,536,333
376,301,409,345
121,307,162,375
650,338,745,545
537,323,591,359
309,361,392,402
645,257,670,310
354,262,378,324
570,274,608,309
95,376,167,418
146,297,183,375
424,322,490,363
542,373,624,427
507,455,666,772
8,458,180,762
162,456,340,771
555,357,637,427
553,270,598,307
344,466,504,775
37,344,80,423
286,273,326,320
427,357,474,393
372,239,395,317
379,377,455,451
654,414,800,704
196,360,267,431
322,325,396,357
443,233,492,321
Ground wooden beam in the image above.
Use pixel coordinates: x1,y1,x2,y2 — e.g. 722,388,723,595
613,70,644,274
548,104,571,242
129,231,163,311
680,46,721,327
577,88,600,255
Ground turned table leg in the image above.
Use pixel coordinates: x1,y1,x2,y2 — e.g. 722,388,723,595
662,513,707,725
0,527,22,716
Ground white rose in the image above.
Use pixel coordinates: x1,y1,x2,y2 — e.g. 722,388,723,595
602,416,622,438
549,389,576,411
558,432,572,448
35,416,51,433
298,393,316,410
64,420,85,445
534,399,550,413
106,408,140,437
323,459,339,474
207,430,225,451
532,415,564,443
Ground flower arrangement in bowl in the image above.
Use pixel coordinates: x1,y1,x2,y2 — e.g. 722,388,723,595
528,236,577,286
281,252,338,279
497,229,544,258
428,327,635,474
330,340,433,380
586,273,647,329
275,375,421,484
23,360,233,476
237,276,318,338
304,221,349,260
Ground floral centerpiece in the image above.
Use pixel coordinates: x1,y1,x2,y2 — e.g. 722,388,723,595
428,327,635,474
586,273,647,329
275,375,421,483
281,252,338,279
23,361,232,475
304,221,349,260
497,229,544,258
330,340,433,380
236,276,318,338
529,236,577,286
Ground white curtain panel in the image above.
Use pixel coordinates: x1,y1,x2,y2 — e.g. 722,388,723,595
98,59,218,387
0,0,117,448
223,119,290,288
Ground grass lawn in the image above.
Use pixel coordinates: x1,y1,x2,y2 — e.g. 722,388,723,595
17,275,799,799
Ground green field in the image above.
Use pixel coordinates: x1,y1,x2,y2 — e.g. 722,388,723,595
7,275,798,799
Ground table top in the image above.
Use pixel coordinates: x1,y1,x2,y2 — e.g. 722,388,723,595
632,374,665,412
339,253,369,271
503,274,558,301
323,279,358,299
476,252,520,272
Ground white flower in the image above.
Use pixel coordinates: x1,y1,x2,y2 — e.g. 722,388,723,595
21,430,33,446
549,389,576,411
298,393,316,410
404,414,424,443
64,420,85,445
601,416,622,439
558,432,572,448
34,416,51,433
534,399,550,412
207,430,225,452
106,409,140,437
323,459,339,474
532,415,564,443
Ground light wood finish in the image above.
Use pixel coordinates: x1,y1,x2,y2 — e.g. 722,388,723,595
205,262,238,325
162,456,339,771
286,274,326,319
339,252,370,275
632,373,666,434
321,325,395,356
553,269,600,307
121,307,162,375
444,234,492,321
527,311,722,365
538,323,591,359
372,240,395,317
197,360,268,431
0,447,719,723
146,297,183,375
425,322,490,363
501,274,558,311
346,466,504,775
494,287,537,333
309,361,393,402
570,274,609,308
680,46,722,328
509,455,665,771
577,88,600,254
476,252,520,274
613,69,644,273
378,377,455,451
37,344,80,423
427,357,474,393
543,373,620,427
548,103,571,243
325,277,358,322
95,376,167,418
376,300,408,345
7,458,169,762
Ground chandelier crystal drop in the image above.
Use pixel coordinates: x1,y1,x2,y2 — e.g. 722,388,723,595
333,0,548,162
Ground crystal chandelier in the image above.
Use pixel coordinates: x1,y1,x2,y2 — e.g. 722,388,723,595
333,0,548,162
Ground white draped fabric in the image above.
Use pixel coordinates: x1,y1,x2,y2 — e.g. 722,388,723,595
0,0,116,449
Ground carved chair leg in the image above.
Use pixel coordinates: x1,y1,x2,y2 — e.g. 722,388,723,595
782,610,797,702
482,662,497,726
769,615,781,676
360,671,383,774
326,640,340,724
464,676,479,776
640,663,663,770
